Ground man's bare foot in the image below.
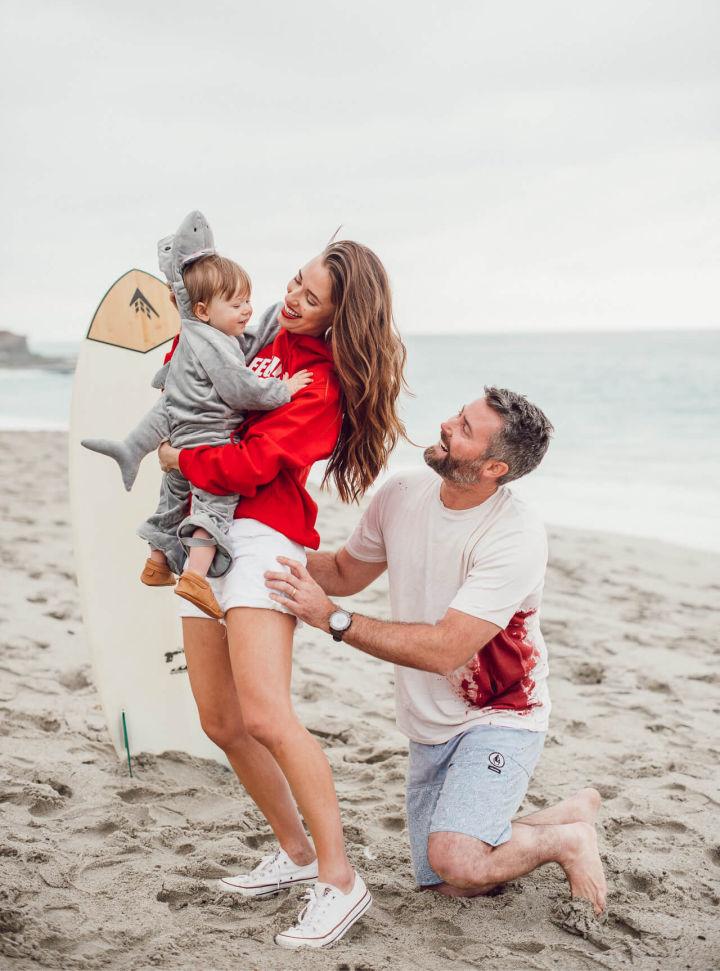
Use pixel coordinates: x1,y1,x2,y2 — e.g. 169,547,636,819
516,788,601,828
551,788,601,826
560,821,607,915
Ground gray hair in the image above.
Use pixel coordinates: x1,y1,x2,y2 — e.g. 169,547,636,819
484,387,553,484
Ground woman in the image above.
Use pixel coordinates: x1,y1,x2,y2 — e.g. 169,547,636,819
158,240,406,949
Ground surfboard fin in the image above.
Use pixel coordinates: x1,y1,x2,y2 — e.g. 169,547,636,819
81,438,145,491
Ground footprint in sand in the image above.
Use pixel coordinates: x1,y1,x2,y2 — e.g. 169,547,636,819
156,882,210,911
7,710,61,733
565,719,590,737
44,607,73,621
1,781,69,816
79,818,122,839
244,832,277,851
569,662,605,685
34,776,73,798
172,860,228,880
429,916,466,954
116,786,164,804
380,813,405,832
512,940,546,954
645,679,673,694
650,818,688,834
346,746,405,764
58,667,93,692
0,888,27,935
621,869,659,896
299,681,321,701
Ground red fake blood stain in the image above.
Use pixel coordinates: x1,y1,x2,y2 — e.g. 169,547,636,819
448,609,540,712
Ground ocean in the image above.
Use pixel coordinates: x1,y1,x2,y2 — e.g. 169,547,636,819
2,330,718,553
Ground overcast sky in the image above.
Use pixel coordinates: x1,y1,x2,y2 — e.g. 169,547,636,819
1,0,718,339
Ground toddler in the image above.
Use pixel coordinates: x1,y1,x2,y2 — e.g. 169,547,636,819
82,211,310,619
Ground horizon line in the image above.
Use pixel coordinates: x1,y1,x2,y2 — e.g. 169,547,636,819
26,323,720,345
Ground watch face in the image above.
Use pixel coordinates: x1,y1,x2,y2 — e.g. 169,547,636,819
329,610,351,632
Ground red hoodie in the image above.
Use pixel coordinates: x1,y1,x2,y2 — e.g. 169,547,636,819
169,327,342,549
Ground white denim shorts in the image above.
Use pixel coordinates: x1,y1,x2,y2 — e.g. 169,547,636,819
177,518,307,620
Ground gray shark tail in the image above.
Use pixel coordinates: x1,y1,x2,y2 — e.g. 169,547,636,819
81,396,171,493
81,438,142,492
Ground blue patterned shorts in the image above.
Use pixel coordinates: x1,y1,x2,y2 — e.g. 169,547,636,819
406,724,545,886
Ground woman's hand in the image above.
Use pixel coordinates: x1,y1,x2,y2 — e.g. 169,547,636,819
158,441,181,472
265,557,335,631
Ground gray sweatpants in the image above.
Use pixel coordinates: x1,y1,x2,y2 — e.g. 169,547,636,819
137,470,237,578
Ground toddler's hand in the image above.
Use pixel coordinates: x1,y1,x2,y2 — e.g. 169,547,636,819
283,369,313,397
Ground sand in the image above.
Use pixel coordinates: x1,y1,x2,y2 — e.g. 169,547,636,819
1,430,719,970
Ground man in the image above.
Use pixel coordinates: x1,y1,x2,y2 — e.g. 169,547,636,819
265,387,606,914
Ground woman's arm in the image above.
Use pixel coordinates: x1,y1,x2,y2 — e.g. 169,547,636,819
174,375,342,497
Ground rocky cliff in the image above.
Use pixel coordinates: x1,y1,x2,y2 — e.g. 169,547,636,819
0,331,75,373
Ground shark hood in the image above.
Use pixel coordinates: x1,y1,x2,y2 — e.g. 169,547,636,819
157,210,216,320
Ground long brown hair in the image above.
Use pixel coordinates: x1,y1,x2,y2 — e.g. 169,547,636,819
321,240,408,503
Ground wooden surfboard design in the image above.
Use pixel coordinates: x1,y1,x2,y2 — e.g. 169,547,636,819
86,269,178,351
69,269,225,762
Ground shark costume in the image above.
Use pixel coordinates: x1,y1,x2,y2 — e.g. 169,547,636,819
82,211,285,578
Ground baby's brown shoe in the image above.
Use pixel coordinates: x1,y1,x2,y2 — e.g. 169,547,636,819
140,558,177,587
174,571,223,620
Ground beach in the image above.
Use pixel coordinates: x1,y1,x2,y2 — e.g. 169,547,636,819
1,430,719,970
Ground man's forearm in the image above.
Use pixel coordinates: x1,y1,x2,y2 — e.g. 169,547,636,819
341,614,447,674
265,556,489,675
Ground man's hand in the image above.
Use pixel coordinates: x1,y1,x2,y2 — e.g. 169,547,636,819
265,557,335,631
158,441,181,472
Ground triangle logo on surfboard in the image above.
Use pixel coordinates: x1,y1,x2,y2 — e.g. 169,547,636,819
86,269,179,353
128,287,160,320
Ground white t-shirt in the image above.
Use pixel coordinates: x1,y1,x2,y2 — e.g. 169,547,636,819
345,469,550,744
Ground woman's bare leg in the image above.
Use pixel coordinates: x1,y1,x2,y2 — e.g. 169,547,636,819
182,617,315,864
225,607,354,891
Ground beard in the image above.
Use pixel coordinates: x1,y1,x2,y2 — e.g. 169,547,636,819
423,443,488,486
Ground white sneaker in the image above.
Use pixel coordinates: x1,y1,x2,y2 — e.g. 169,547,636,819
217,848,318,898
274,872,372,949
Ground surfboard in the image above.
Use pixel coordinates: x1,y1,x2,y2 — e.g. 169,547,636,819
69,269,225,763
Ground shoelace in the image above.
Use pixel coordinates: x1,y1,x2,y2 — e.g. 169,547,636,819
251,849,284,888
290,886,334,933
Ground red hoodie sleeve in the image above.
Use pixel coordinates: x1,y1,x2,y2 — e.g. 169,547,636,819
178,376,342,497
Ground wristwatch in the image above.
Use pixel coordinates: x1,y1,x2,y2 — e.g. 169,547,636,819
328,608,353,642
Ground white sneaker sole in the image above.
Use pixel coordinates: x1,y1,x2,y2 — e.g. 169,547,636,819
274,890,372,949
217,872,318,898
